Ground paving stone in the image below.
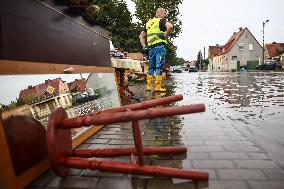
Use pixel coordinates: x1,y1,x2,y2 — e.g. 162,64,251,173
204,141,235,146
151,159,189,169
217,169,267,180
248,153,270,160
248,181,284,189
179,140,204,145
109,139,134,145
98,134,126,140
97,130,118,135
147,178,196,189
96,178,147,189
235,160,278,169
107,128,121,131
189,146,224,152
223,145,262,152
77,143,91,149
28,172,55,188
68,169,82,176
186,152,210,160
88,144,119,149
210,152,250,160
81,169,124,178
46,176,99,188
197,180,249,189
85,138,110,144
237,141,255,145
262,169,284,180
193,160,235,169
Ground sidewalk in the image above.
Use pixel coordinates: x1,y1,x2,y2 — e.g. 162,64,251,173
28,80,284,189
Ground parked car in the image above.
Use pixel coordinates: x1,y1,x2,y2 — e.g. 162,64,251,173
256,60,278,70
172,65,182,73
188,66,198,72
72,92,99,105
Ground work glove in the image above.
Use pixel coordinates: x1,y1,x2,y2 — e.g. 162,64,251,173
158,34,167,40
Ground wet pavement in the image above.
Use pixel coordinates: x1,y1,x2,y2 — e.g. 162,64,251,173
27,71,284,189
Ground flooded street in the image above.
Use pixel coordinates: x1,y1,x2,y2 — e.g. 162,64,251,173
171,71,284,146
29,71,284,189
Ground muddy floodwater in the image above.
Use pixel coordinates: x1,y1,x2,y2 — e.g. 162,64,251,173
171,71,284,145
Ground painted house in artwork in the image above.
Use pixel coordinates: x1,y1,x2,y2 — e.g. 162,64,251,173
19,78,73,119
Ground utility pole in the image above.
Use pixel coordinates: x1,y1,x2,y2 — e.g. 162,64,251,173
262,20,269,65
203,47,205,70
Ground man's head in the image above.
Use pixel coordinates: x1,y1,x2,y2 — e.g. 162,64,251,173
155,8,167,18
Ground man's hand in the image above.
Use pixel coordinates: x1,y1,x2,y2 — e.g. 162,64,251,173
158,34,167,40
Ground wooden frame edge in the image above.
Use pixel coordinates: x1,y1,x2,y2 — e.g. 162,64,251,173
0,59,114,74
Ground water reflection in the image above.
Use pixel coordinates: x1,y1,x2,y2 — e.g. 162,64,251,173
171,71,284,144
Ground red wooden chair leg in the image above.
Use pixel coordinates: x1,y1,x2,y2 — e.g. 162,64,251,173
47,95,209,181
62,157,209,181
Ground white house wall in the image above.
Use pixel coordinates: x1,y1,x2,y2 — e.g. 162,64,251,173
226,29,262,67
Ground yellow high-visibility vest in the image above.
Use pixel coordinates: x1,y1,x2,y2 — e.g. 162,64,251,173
146,18,167,47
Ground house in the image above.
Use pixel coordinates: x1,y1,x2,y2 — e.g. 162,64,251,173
265,42,284,68
67,78,87,93
19,78,73,119
210,27,262,71
208,45,222,70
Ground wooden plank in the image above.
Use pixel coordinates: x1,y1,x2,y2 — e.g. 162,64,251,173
0,60,114,74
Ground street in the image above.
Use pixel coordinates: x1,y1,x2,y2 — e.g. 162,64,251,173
28,71,284,189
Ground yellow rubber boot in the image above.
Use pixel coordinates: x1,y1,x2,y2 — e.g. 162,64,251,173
146,74,153,91
155,75,166,92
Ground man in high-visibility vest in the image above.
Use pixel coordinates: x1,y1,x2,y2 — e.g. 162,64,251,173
139,8,173,92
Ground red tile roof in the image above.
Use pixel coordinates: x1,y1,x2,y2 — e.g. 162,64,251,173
208,46,222,58
222,27,246,54
67,79,86,93
19,78,68,100
265,42,284,58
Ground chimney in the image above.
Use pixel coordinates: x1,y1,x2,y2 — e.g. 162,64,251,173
233,32,236,35
28,85,33,89
239,27,243,31
45,79,51,84
216,44,219,47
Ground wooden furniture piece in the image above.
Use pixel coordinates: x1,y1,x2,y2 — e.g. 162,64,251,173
0,60,117,189
47,95,209,181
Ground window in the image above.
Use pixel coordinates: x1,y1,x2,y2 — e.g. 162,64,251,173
232,56,237,60
239,43,244,51
249,44,254,51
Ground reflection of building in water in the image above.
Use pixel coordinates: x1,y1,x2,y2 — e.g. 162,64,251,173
19,78,73,119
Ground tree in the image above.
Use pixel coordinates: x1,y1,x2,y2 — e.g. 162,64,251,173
175,57,185,66
196,50,203,70
203,59,209,70
88,0,142,52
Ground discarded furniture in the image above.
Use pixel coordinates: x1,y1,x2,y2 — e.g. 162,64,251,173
47,95,209,181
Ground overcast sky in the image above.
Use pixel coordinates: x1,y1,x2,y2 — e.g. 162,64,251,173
125,0,284,60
